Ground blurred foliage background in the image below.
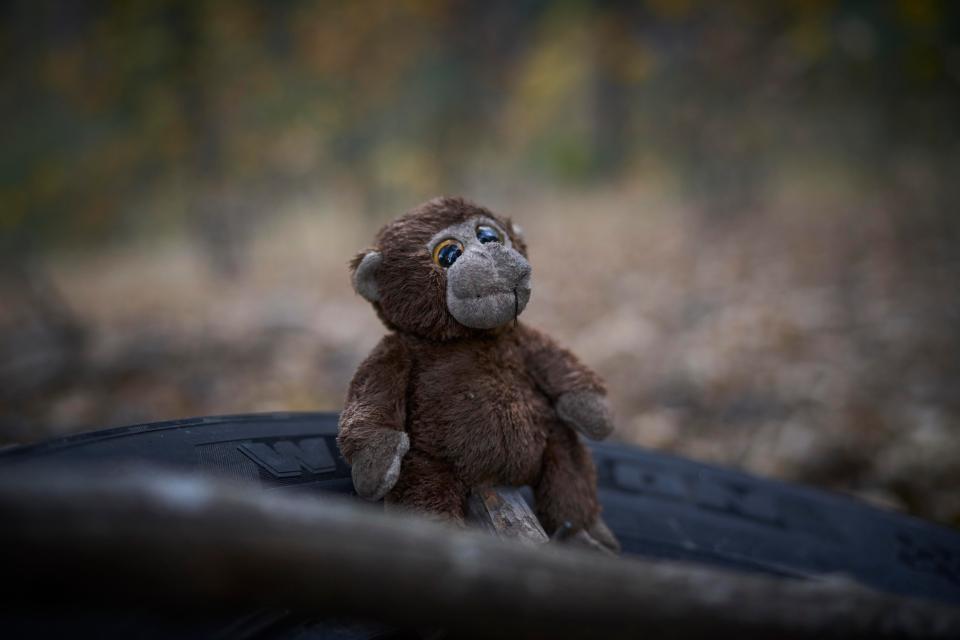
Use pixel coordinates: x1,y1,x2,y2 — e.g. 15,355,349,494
2,0,959,525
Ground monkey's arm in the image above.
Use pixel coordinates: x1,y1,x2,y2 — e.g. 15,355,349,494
520,325,614,440
337,334,411,501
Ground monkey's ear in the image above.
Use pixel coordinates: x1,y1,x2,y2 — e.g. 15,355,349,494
509,220,525,241
506,219,528,255
350,250,382,303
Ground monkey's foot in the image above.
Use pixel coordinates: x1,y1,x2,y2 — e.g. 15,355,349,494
584,517,621,554
552,517,621,555
555,391,615,440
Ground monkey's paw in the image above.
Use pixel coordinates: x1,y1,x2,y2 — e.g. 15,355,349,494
556,391,614,440
555,517,622,555
351,429,410,501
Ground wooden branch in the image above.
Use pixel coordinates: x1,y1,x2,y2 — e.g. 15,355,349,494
467,486,548,544
0,465,958,639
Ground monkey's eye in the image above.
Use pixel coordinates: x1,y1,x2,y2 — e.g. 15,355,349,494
433,239,464,268
476,225,502,244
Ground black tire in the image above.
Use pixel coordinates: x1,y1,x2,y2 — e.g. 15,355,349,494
2,412,958,638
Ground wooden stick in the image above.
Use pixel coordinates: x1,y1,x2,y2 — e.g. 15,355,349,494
0,465,958,639
467,486,548,544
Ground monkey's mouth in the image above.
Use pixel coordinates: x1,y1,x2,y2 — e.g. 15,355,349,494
448,286,531,329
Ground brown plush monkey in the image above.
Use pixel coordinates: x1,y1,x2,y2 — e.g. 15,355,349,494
338,197,619,551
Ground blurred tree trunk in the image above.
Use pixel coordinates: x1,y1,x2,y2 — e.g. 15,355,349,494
591,8,631,178
3,466,959,639
170,3,250,278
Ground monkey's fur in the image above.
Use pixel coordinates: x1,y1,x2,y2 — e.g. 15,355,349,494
338,197,618,551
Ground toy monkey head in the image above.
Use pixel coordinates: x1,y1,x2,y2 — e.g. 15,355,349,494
350,197,531,340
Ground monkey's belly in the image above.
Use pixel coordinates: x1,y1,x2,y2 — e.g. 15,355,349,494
408,370,553,487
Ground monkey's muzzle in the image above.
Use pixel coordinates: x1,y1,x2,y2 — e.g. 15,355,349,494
446,244,532,329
